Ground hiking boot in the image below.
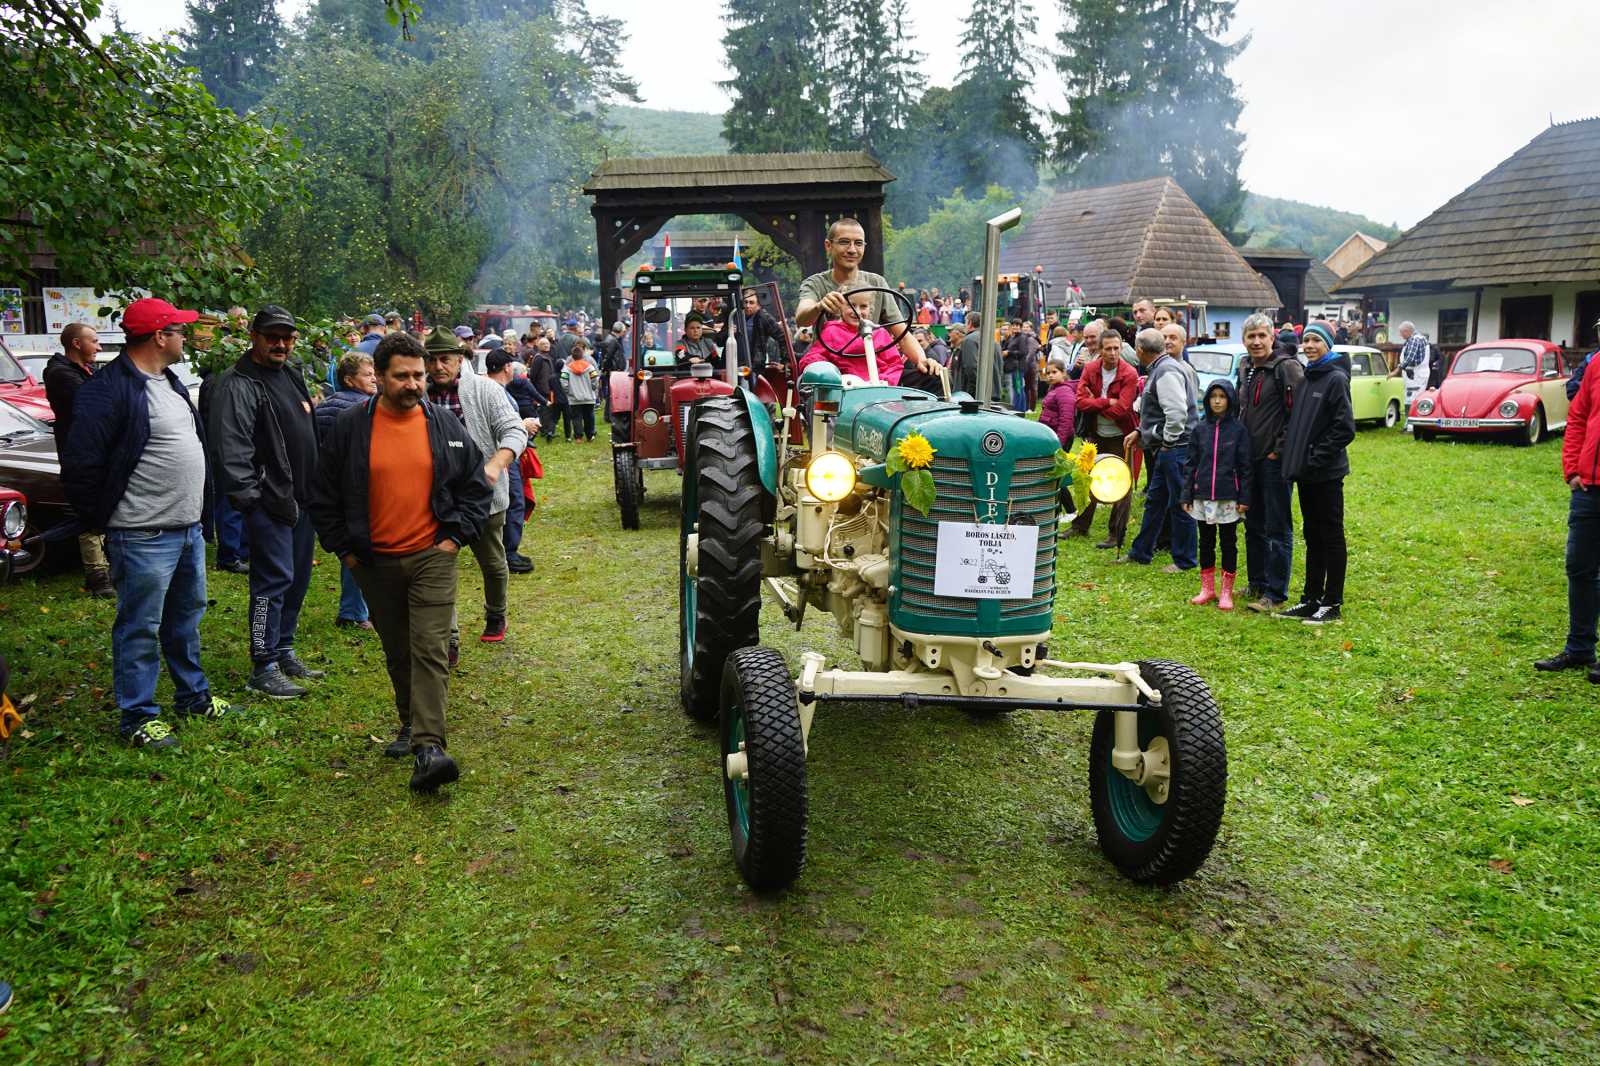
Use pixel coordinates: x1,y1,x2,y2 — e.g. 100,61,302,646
85,566,115,599
507,552,533,574
382,725,413,759
448,638,460,670
215,558,250,574
335,617,375,631
1303,603,1342,626
410,745,459,792
1274,600,1319,620
1247,595,1285,614
247,662,308,700
481,615,507,643
278,651,325,679
175,696,238,721
1533,650,1597,672
125,718,179,750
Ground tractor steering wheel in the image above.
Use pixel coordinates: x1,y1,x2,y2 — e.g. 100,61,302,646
813,286,914,359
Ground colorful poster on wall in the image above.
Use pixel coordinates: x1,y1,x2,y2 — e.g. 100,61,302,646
0,288,23,333
42,287,140,333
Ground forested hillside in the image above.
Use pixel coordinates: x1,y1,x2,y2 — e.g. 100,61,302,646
1241,193,1402,258
608,106,727,156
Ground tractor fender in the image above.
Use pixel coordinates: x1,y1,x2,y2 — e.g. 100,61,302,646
609,370,635,412
733,387,779,497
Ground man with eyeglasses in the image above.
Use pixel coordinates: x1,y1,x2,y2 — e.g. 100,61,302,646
208,306,323,700
794,217,940,391
62,298,234,748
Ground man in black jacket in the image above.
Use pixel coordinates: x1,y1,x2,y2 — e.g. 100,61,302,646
1235,313,1306,613
309,332,492,792
43,322,112,597
207,306,321,700
736,290,787,371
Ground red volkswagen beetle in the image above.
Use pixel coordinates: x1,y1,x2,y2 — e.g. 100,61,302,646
0,338,54,423
1407,339,1571,445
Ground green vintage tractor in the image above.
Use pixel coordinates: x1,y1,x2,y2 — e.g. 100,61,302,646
678,210,1227,892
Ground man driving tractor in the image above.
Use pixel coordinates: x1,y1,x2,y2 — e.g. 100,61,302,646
794,218,943,393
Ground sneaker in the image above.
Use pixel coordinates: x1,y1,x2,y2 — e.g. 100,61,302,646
278,651,325,679
1247,596,1285,614
382,725,413,759
481,615,507,643
410,744,459,792
1160,563,1187,574
335,618,375,631
506,552,533,574
247,662,308,700
448,639,460,670
125,719,179,750
0,979,12,1013
1093,539,1120,550
1533,650,1597,672
1274,600,1319,620
1590,663,1600,685
1303,604,1342,626
176,696,238,720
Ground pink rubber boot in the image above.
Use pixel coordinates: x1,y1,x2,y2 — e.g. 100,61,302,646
1190,568,1216,606
1218,571,1236,611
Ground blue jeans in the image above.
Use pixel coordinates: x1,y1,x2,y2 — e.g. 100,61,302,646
503,474,526,555
246,509,315,665
1129,447,1198,568
1243,455,1294,601
338,565,369,624
105,525,210,733
215,494,249,566
1565,486,1600,659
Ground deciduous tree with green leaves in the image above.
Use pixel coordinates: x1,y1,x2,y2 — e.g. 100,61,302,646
0,0,297,312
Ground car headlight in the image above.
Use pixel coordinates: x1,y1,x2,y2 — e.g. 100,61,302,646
1,501,25,539
1416,398,1434,415
1498,399,1520,419
805,451,856,502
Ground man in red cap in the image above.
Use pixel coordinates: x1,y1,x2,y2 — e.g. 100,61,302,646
62,298,234,749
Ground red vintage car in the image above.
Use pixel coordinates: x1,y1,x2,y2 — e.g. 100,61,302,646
0,485,42,581
0,337,54,423
1407,339,1572,445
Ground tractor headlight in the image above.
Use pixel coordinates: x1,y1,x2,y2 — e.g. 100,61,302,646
1416,398,1434,416
1498,399,1520,419
1,501,25,539
805,451,856,502
1089,455,1132,505
641,409,660,426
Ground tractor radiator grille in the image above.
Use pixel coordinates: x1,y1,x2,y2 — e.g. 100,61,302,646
896,455,1058,619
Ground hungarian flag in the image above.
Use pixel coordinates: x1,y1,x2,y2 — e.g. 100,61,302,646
663,234,672,270
732,234,743,271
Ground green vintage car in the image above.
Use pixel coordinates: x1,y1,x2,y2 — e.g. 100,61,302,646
1335,345,1406,428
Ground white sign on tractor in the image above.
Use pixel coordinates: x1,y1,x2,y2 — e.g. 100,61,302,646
933,521,1038,599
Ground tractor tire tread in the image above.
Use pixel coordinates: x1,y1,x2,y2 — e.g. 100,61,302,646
723,646,807,891
613,449,642,530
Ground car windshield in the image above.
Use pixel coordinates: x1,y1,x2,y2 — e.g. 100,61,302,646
0,398,49,438
634,293,729,372
1187,350,1235,375
1454,348,1536,375
0,345,25,385
18,355,49,380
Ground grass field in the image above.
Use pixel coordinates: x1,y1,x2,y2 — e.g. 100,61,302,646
1,425,1597,1064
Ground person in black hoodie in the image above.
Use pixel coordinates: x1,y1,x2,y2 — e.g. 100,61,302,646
1182,379,1252,610
1277,321,1355,625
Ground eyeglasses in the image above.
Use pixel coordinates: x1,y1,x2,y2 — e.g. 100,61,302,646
160,326,187,335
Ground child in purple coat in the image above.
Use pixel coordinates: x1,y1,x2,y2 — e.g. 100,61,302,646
1039,359,1077,513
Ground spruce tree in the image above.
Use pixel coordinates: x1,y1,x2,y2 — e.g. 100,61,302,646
829,0,922,157
1051,0,1250,239
720,0,831,153
949,0,1044,196
180,0,285,114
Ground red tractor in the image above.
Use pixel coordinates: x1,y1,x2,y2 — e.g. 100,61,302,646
609,267,795,529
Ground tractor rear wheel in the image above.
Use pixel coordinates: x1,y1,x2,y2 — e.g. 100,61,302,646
613,448,642,530
721,646,807,891
1089,659,1226,885
680,397,765,723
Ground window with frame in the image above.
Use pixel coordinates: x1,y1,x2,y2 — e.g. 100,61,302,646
1438,308,1469,346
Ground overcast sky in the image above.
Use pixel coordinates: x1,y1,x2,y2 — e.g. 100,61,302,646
100,0,1599,229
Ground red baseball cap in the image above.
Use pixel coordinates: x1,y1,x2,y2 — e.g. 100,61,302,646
121,297,200,334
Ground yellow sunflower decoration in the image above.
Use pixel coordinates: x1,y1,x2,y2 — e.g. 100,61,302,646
1053,440,1101,513
886,431,937,515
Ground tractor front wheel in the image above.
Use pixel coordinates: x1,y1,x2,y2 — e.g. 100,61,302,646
613,448,642,530
720,646,807,891
1089,659,1226,885
680,397,765,722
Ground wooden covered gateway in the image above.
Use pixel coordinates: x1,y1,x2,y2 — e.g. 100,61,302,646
584,152,893,329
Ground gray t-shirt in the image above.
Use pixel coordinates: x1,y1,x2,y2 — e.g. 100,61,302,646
108,373,206,529
798,270,907,329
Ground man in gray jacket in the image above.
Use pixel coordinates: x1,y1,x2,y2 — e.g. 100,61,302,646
423,328,528,645
1123,328,1199,570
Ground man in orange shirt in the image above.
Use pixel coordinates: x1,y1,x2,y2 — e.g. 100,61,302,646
309,333,493,792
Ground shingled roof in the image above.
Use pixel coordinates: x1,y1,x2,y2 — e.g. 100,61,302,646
1339,117,1600,292
998,176,1281,308
585,152,893,193
1306,260,1352,302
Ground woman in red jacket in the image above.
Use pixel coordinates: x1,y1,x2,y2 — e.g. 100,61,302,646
1067,330,1141,548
